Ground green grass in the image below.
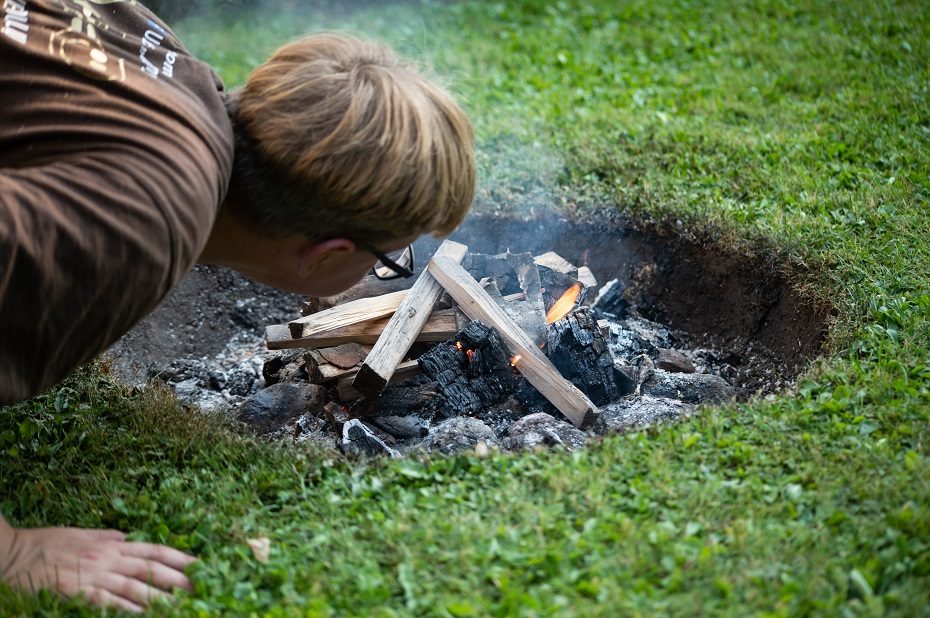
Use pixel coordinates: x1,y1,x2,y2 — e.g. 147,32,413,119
3,0,930,615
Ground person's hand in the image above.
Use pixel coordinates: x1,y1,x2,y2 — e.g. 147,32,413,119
1,525,196,613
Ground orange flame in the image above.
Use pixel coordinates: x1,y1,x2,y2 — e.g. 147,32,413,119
466,349,476,363
546,283,582,324
455,341,464,351
510,355,522,367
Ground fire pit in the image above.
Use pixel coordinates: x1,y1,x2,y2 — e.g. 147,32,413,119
105,212,832,457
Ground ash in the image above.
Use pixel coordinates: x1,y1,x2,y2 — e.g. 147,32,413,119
228,281,737,458
150,330,267,411
131,261,742,458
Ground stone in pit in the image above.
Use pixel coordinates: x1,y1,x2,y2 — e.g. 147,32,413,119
594,396,689,435
419,417,499,455
236,382,324,435
342,419,400,458
502,413,587,452
657,348,696,374
642,370,736,404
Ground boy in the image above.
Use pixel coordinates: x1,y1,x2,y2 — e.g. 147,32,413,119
1,0,475,611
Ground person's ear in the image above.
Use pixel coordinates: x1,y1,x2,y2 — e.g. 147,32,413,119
294,238,356,277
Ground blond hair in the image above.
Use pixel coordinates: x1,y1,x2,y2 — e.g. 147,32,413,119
228,33,475,243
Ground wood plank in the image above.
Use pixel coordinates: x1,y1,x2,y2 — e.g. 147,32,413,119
267,309,458,350
428,255,599,428
287,289,408,338
337,360,422,402
351,240,469,397
305,346,370,384
267,293,525,351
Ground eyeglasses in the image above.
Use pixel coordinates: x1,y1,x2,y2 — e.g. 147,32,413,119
362,244,415,280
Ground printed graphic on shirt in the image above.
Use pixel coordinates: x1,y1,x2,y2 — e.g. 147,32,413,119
138,17,176,80
1,0,30,45
48,0,132,81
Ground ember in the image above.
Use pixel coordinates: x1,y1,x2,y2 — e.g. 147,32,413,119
545,283,583,324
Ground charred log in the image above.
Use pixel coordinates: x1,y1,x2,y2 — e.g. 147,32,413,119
350,376,443,419
546,307,629,406
417,321,519,418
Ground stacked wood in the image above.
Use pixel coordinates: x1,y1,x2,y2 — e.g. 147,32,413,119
287,290,408,339
352,240,468,397
266,308,458,350
262,244,606,430
428,256,599,429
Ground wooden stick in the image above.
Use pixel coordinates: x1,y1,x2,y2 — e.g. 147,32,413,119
428,256,599,428
287,289,408,339
352,240,469,397
268,292,525,351
267,309,458,350
338,360,422,402
305,347,370,384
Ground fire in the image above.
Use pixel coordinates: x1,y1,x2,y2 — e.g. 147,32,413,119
510,355,522,367
455,341,464,351
466,349,476,363
546,283,582,324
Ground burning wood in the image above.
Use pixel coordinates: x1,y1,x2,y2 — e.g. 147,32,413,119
546,307,630,405
263,243,616,435
427,255,599,428
545,283,583,324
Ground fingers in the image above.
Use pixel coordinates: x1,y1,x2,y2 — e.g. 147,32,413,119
97,571,173,609
80,584,144,614
112,554,193,592
117,540,198,572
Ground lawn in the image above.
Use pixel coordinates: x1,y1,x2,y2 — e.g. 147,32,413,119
2,0,929,615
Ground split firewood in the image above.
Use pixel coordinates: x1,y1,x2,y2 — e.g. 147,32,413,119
427,256,599,429
267,309,459,350
351,240,469,397
301,275,414,316
268,292,527,351
533,251,577,276
577,266,598,289
305,345,371,384
287,289,408,339
337,360,422,403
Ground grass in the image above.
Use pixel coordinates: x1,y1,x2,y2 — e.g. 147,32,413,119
3,0,929,615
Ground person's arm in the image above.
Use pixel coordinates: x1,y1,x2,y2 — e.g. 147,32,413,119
0,514,15,577
0,512,196,613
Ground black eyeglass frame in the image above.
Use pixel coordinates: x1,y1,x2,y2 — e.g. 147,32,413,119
359,243,415,280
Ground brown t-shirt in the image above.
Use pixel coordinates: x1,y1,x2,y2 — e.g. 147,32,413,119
0,0,234,404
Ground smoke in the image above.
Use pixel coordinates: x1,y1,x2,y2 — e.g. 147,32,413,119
166,0,578,234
